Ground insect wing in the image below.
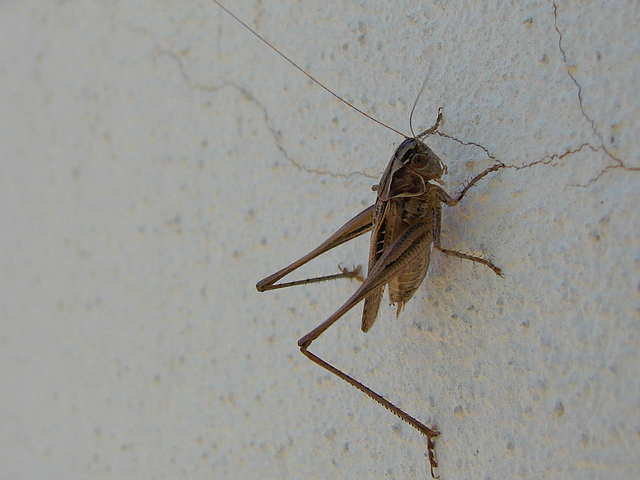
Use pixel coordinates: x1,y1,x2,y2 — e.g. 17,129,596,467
361,199,388,332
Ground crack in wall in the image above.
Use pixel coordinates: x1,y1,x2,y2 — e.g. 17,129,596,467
437,132,504,167
166,40,578,194
514,142,596,171
159,49,376,181
441,2,639,187
164,47,510,188
169,1,638,190
551,1,638,183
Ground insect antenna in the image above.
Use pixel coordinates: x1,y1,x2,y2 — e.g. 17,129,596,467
410,75,443,140
211,0,406,138
408,77,428,139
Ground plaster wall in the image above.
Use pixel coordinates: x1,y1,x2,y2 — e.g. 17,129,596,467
1,1,638,479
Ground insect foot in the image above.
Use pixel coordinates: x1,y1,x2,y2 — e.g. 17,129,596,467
338,264,364,282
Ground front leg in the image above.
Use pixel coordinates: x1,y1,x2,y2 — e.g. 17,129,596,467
435,164,501,206
431,170,502,275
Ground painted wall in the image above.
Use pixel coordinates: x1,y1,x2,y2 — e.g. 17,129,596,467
1,1,637,479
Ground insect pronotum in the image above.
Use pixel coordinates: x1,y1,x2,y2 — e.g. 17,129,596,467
211,1,503,476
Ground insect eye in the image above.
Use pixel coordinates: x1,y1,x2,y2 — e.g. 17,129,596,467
411,154,428,169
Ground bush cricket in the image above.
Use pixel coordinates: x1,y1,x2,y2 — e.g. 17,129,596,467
211,1,503,476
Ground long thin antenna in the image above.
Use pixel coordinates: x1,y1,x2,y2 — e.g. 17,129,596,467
210,0,406,138
409,76,430,138
409,62,443,140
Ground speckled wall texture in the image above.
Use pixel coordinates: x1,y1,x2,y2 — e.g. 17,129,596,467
1,1,637,479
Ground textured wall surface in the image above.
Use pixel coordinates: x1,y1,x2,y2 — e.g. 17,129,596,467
1,1,638,479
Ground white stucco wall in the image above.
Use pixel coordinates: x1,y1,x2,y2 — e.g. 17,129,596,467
1,1,638,479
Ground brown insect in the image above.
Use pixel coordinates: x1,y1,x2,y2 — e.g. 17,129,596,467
211,1,502,476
